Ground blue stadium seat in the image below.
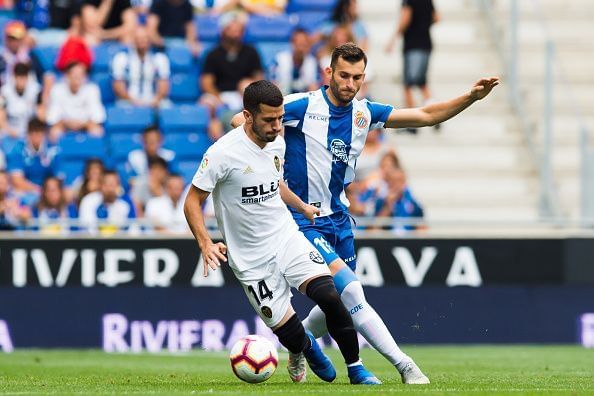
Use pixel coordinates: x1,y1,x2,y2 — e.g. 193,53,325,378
176,160,200,184
56,160,86,186
294,11,331,33
104,106,155,134
93,42,126,72
1,136,22,154
166,46,195,73
158,104,210,134
92,72,115,104
245,14,296,43
195,14,220,43
56,133,106,160
256,42,292,72
286,0,337,13
31,46,59,73
170,73,200,103
109,133,143,162
163,132,211,161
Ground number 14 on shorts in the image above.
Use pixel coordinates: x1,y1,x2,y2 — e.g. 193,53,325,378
248,280,274,306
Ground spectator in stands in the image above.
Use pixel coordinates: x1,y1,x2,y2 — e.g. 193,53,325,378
147,0,199,55
356,127,395,183
0,20,33,85
385,0,439,133
79,170,136,234
374,151,424,232
69,157,104,204
126,125,175,179
271,28,318,95
46,62,106,142
131,155,168,212
0,62,42,139
145,172,189,233
200,11,263,139
111,26,171,108
6,118,57,196
318,0,368,51
80,0,137,44
0,169,30,230
32,176,78,233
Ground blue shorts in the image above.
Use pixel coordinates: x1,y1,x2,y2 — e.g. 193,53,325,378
295,211,357,271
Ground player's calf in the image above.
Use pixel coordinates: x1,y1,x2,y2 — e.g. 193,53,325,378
273,313,336,383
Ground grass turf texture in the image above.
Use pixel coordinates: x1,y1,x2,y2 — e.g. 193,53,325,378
0,346,593,395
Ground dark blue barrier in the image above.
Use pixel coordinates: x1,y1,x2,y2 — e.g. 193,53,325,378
1,287,593,349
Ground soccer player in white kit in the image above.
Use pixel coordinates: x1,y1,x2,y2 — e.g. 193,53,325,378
184,80,381,384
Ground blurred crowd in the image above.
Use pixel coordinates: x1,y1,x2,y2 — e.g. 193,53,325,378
0,0,424,234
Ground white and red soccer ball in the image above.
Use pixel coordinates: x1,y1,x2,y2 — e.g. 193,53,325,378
229,335,278,383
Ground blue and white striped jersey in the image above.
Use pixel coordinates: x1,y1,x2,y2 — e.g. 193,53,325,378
282,87,393,218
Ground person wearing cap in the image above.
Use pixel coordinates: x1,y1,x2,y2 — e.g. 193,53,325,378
0,21,32,85
199,11,263,140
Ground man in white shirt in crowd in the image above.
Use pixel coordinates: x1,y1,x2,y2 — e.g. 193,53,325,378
271,28,318,95
126,125,176,179
46,62,106,142
112,26,171,108
0,62,42,139
79,170,136,234
145,173,189,234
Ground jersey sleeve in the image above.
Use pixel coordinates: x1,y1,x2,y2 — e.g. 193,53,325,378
282,93,309,127
366,101,394,129
191,146,227,193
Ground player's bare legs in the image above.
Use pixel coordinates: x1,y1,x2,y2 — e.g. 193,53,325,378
292,258,430,385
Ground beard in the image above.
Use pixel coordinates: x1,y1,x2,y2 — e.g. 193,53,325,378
252,122,278,143
329,77,357,105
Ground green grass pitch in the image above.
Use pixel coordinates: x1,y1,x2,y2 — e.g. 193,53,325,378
0,346,593,395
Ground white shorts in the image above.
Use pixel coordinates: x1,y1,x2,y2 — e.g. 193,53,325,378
232,232,330,328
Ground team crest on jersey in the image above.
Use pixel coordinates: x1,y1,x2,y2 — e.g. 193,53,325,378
274,155,281,172
309,251,325,264
330,139,349,163
199,156,209,170
261,306,273,318
354,111,369,129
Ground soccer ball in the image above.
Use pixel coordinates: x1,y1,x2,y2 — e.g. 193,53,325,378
229,335,278,383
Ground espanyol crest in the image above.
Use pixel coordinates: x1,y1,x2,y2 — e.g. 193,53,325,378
330,139,349,163
354,111,369,129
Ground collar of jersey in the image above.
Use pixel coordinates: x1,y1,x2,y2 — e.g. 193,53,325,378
321,85,353,114
241,125,268,151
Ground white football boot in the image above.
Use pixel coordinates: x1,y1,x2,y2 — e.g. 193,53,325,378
287,351,307,383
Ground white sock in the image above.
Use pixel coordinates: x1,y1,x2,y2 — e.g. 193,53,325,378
302,304,328,339
341,281,408,366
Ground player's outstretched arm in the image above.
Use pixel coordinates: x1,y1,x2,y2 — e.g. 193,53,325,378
384,77,499,129
279,181,320,224
184,185,227,277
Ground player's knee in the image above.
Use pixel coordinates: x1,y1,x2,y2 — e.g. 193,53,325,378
332,267,358,295
272,313,307,354
305,275,342,311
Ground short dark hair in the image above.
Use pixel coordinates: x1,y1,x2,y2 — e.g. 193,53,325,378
103,170,119,179
143,125,161,135
148,156,168,170
27,118,47,133
65,61,86,73
291,27,309,38
243,80,283,115
13,62,30,77
330,42,367,69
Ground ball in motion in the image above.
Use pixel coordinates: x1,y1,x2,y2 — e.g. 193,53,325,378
229,335,278,383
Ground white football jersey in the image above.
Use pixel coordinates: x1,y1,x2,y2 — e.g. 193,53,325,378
192,126,299,273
